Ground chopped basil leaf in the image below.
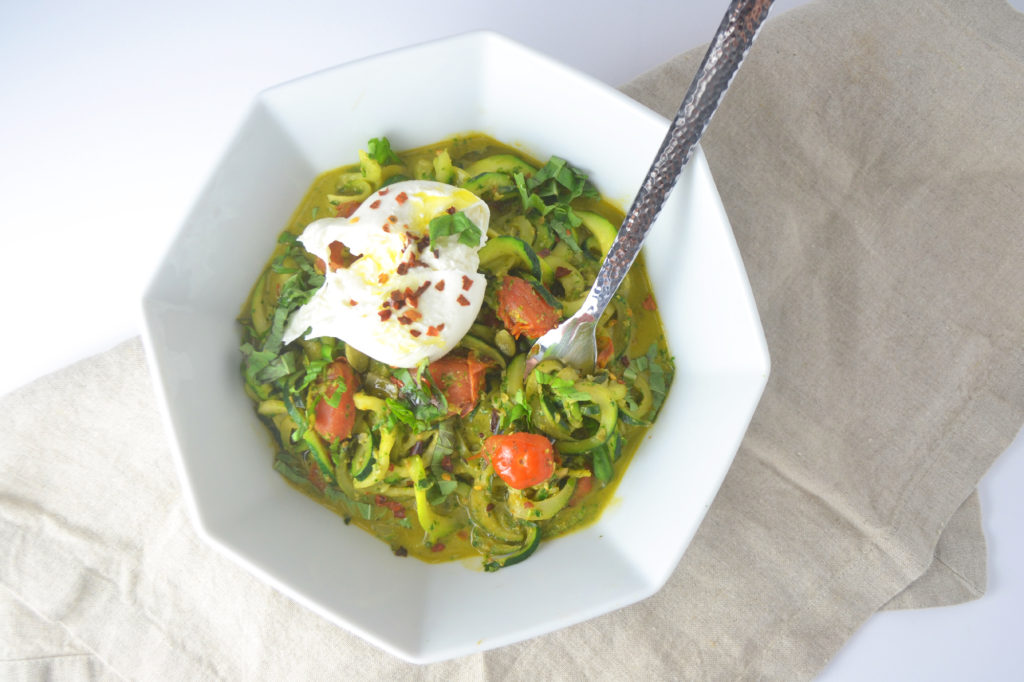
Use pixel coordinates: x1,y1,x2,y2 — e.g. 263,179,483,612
428,210,481,250
367,136,401,165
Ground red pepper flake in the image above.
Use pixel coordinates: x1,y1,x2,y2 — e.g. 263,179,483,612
348,299,357,306
395,191,408,204
410,329,422,337
405,309,422,322
642,294,658,311
382,224,391,233
426,326,440,337
396,262,409,275
412,281,431,301
416,236,431,252
434,280,445,291
430,542,446,553
393,546,408,557
378,309,392,321
446,206,456,215
370,199,381,209
378,188,389,196
554,266,572,278
461,275,473,291
378,273,389,284
390,290,404,303
485,502,495,512
397,315,412,325
387,215,398,224
537,248,551,257
437,323,445,331
457,294,470,306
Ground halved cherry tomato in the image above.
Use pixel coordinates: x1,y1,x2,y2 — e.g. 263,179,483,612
427,353,489,416
568,474,594,507
596,333,614,368
495,276,560,339
313,359,358,443
484,433,556,490
335,200,361,218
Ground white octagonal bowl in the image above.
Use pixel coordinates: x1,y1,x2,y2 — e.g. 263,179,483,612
141,31,769,663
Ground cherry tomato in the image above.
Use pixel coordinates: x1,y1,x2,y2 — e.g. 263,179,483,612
427,353,489,416
334,200,361,218
484,433,556,490
313,359,358,443
495,276,560,339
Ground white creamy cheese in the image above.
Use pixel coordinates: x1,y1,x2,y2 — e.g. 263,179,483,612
282,180,489,367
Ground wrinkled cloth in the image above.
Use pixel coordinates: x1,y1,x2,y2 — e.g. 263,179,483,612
3,0,1023,679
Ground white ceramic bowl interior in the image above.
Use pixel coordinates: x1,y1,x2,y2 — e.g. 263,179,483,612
141,31,769,663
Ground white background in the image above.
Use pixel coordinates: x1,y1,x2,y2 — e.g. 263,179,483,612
2,1,1022,678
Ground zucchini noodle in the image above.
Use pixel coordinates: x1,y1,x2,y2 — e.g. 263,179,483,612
239,134,674,570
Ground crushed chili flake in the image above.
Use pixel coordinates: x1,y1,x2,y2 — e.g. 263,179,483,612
395,191,408,204
426,325,440,337
387,215,398,224
397,315,412,325
430,542,446,553
348,299,357,306
382,224,391,233
413,281,431,299
538,248,551,257
404,309,422,322
434,280,445,291
555,266,572,279
485,502,495,512
461,275,473,291
378,273,389,284
446,206,456,215
642,294,658,311
370,199,381,209
378,309,392,321
437,323,445,331
620,355,631,367
390,290,404,303
396,262,409,275
409,329,422,337
393,546,408,557
457,294,471,306
378,188,389,195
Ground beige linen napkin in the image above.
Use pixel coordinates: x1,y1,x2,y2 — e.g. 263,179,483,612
3,0,1022,679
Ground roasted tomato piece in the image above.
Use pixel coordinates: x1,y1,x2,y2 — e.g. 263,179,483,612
495,275,560,339
484,433,556,490
313,359,359,443
427,354,490,416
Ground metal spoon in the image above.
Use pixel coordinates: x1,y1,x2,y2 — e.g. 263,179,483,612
525,0,774,374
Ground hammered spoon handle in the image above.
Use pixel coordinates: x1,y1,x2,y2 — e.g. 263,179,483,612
525,0,774,373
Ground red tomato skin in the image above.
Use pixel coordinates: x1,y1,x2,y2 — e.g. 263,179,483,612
313,360,358,443
427,354,489,416
495,276,560,339
484,433,556,489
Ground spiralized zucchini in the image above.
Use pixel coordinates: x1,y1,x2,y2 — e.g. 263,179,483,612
239,134,674,570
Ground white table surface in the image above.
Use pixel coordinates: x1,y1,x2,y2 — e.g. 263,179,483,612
2,1,1021,678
